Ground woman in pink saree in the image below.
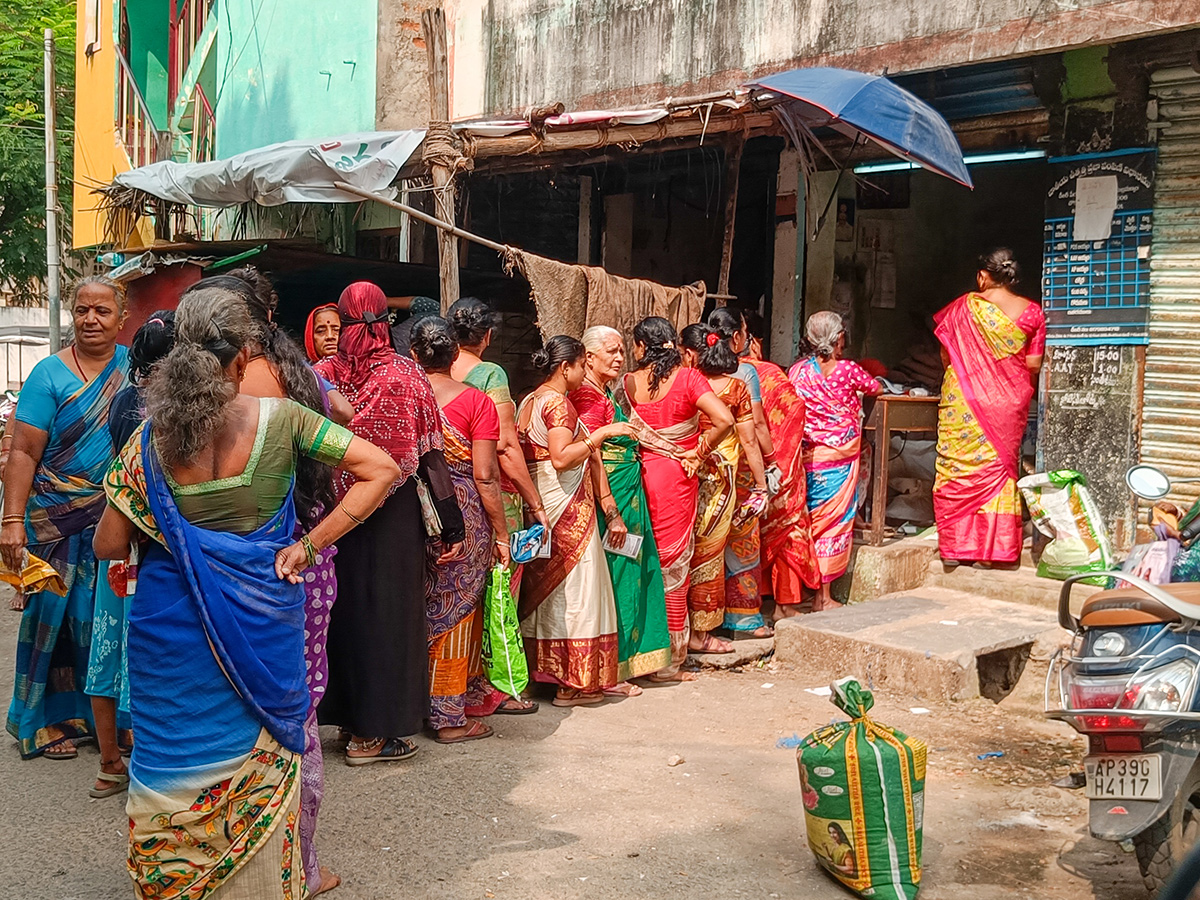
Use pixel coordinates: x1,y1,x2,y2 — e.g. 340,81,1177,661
934,249,1045,566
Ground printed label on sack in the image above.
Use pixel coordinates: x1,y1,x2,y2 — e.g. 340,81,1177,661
821,785,845,796
814,766,835,778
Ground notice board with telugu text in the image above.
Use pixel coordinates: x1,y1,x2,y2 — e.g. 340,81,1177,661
1041,148,1155,346
1038,343,1141,549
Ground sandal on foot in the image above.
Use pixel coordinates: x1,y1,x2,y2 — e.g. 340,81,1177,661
434,720,494,744
602,682,643,698
345,737,419,766
642,671,699,684
89,770,129,799
730,625,774,641
551,689,604,708
43,740,77,761
492,697,539,715
689,634,734,654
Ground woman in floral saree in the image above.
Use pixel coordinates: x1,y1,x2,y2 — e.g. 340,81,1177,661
95,285,399,899
789,312,883,610
934,248,1045,566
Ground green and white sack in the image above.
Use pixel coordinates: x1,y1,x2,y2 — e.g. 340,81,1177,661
798,678,926,899
1017,469,1114,581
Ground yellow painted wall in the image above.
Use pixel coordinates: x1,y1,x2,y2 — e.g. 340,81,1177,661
72,0,152,250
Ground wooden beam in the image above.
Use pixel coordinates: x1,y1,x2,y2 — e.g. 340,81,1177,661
333,181,508,253
421,7,459,313
716,134,745,301
467,111,777,161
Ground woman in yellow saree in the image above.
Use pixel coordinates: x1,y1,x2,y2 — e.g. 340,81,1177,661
934,249,1045,566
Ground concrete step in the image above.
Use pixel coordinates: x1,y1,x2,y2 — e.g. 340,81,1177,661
922,556,1101,613
774,587,1064,702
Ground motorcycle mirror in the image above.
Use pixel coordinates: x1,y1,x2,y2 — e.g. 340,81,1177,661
1126,464,1172,500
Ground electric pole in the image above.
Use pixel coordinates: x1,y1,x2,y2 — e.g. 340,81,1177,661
44,28,61,352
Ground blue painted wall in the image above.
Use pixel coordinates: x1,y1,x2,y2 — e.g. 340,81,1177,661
214,0,377,156
126,0,170,129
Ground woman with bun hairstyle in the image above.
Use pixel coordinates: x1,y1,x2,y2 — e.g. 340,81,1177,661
516,336,632,706
570,326,671,686
707,307,775,637
618,318,734,680
679,324,768,651
411,317,527,740
95,283,399,898
933,248,1045,567
448,299,549,609
790,312,884,609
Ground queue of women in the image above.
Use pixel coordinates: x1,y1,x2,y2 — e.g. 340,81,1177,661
0,246,1042,898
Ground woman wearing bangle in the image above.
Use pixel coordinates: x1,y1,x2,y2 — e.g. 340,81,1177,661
94,284,400,899
618,318,734,681
411,317,531,741
571,326,672,686
516,336,633,707
707,308,775,637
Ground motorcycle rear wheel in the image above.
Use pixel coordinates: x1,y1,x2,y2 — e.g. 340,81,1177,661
1134,766,1200,894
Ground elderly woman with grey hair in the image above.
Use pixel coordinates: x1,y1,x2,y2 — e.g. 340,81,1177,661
787,311,883,610
568,326,671,686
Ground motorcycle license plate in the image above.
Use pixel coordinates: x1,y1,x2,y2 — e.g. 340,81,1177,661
1084,755,1162,801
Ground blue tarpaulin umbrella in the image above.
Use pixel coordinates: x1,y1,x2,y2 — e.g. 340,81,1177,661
747,67,973,189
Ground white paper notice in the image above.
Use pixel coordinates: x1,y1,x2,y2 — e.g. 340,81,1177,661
1073,175,1118,242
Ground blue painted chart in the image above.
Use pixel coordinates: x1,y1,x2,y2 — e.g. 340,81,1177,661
1041,148,1155,345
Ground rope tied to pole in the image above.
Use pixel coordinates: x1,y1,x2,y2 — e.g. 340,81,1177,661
421,121,472,175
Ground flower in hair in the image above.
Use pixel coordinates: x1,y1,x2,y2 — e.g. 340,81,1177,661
661,342,675,349
705,332,719,347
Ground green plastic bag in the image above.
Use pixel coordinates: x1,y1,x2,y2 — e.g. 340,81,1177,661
798,678,926,899
482,565,529,698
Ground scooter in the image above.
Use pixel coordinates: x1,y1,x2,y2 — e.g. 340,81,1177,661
1045,464,1200,893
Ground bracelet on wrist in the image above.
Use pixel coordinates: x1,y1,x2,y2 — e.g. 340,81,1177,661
300,534,318,567
582,435,597,453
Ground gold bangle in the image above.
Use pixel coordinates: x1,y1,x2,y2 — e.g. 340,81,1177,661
582,435,597,453
300,534,318,567
339,502,366,525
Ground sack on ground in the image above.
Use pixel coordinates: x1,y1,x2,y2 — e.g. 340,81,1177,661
797,677,926,900
1018,470,1114,581
482,565,529,697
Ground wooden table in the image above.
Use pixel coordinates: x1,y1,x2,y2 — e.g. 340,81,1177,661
858,394,941,546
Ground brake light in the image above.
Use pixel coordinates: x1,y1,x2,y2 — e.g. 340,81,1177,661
1079,714,1145,731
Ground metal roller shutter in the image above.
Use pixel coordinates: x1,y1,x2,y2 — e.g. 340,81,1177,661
1141,67,1200,507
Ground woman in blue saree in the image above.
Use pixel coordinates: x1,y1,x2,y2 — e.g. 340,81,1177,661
0,276,129,798
95,284,399,899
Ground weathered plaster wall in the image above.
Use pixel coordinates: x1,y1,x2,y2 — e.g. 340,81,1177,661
769,149,801,365
214,0,378,156
458,0,1196,117
376,0,434,130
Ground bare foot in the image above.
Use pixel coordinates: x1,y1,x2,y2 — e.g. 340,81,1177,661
313,866,341,895
772,605,805,621
688,633,733,654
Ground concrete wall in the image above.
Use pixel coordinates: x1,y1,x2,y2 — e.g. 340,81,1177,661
375,0,432,130
454,0,1196,117
215,0,378,157
769,149,801,365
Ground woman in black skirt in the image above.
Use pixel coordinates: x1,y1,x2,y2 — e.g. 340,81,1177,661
315,281,464,763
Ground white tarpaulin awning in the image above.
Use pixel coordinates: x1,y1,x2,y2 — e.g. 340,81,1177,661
111,131,425,207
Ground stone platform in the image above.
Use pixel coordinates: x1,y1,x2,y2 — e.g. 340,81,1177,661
774,587,1064,701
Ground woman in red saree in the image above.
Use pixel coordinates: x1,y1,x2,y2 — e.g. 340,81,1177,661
617,318,733,680
934,248,1045,566
745,355,821,618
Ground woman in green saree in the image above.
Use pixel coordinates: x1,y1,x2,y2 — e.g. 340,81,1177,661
569,326,671,684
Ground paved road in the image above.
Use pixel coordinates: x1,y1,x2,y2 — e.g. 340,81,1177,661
0,602,1144,899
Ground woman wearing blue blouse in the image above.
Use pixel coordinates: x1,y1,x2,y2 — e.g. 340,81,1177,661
0,276,130,798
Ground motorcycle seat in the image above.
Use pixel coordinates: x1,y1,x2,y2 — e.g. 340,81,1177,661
1079,583,1200,626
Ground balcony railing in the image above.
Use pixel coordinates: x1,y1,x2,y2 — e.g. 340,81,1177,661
169,0,214,109
191,84,216,163
116,51,161,168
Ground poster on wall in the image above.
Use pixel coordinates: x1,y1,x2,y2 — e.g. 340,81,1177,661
1041,148,1155,346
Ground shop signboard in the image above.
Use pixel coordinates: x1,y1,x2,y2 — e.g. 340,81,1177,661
1041,148,1155,345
